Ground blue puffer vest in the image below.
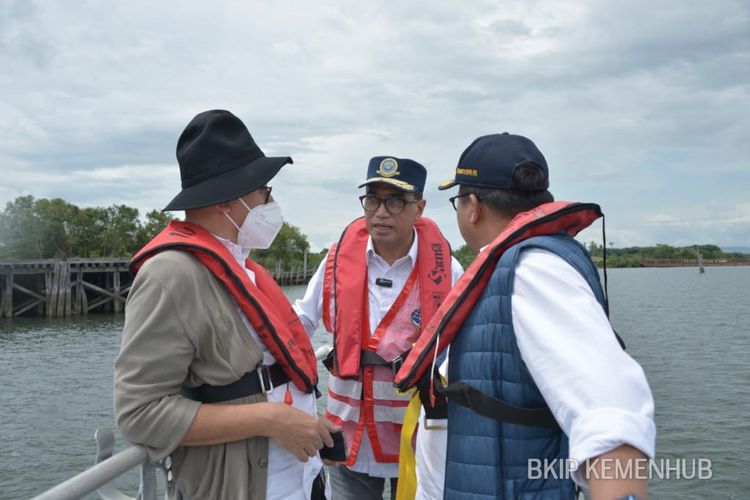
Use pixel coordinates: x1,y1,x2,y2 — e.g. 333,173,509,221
445,234,607,499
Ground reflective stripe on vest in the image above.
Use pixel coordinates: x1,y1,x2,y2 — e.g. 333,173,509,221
322,216,451,464
131,220,318,392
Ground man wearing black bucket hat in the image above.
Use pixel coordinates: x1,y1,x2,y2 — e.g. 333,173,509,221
114,110,339,500
394,133,655,499
294,157,463,500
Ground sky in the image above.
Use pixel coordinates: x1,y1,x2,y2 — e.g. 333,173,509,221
1,0,748,252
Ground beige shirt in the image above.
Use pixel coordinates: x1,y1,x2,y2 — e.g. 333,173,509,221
114,250,271,500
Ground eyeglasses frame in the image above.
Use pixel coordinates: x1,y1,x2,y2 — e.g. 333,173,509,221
448,192,477,211
359,194,419,215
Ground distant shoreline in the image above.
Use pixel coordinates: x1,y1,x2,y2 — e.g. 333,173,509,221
638,258,750,268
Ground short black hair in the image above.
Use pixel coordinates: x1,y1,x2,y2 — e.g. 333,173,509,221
458,163,553,217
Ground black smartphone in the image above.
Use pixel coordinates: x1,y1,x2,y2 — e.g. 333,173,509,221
319,431,347,461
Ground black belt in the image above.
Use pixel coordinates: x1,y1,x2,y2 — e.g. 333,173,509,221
180,364,291,403
322,348,410,378
441,380,559,428
360,349,409,375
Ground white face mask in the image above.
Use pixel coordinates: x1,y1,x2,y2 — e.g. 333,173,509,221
225,198,283,251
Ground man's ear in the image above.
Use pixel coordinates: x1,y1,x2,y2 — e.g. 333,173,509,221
416,199,426,217
215,200,234,215
468,194,482,224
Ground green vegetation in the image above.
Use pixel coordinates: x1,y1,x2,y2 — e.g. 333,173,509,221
450,242,750,269
452,244,476,269
252,224,327,273
0,195,174,259
0,196,324,272
3,196,745,272
585,242,750,268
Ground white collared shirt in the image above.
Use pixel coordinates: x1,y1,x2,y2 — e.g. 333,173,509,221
294,229,464,478
214,235,322,500
414,248,655,499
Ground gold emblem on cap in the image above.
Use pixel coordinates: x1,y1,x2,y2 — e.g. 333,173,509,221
377,158,400,177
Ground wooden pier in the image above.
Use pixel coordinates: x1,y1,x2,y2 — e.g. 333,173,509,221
0,258,315,318
0,259,132,318
271,266,315,286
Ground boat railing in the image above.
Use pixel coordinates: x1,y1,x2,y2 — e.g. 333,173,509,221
31,346,335,499
30,427,165,500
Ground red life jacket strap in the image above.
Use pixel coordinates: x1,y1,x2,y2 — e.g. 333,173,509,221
131,220,318,392
322,243,337,333
395,202,603,390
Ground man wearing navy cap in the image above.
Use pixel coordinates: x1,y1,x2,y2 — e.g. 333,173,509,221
395,133,655,499
295,157,463,499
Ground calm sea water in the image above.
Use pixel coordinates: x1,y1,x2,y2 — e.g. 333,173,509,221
1,267,748,499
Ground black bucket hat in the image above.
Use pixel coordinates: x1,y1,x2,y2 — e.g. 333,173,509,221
163,109,293,211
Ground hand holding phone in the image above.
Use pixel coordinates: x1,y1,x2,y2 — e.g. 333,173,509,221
319,431,347,462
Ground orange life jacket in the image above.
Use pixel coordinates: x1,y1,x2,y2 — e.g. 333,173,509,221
131,220,318,393
321,217,451,464
394,201,603,392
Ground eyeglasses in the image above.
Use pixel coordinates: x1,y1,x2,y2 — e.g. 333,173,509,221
261,186,272,204
359,194,418,215
448,193,475,211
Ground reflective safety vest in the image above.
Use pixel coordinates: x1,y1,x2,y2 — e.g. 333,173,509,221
131,220,318,393
322,217,451,464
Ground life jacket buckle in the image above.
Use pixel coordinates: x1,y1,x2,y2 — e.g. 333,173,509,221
257,365,274,395
390,354,405,378
322,348,336,373
423,418,447,431
389,349,410,378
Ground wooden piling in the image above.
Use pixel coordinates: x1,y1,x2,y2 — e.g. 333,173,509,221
73,270,82,315
47,267,58,318
2,271,12,318
113,271,122,314
57,261,71,318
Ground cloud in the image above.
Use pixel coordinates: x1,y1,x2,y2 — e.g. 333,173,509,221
643,214,688,225
1,163,178,218
1,0,748,249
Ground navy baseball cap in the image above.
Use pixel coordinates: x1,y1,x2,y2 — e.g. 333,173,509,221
359,156,427,193
439,133,548,191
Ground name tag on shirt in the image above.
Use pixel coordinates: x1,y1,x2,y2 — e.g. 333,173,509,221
375,278,393,288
